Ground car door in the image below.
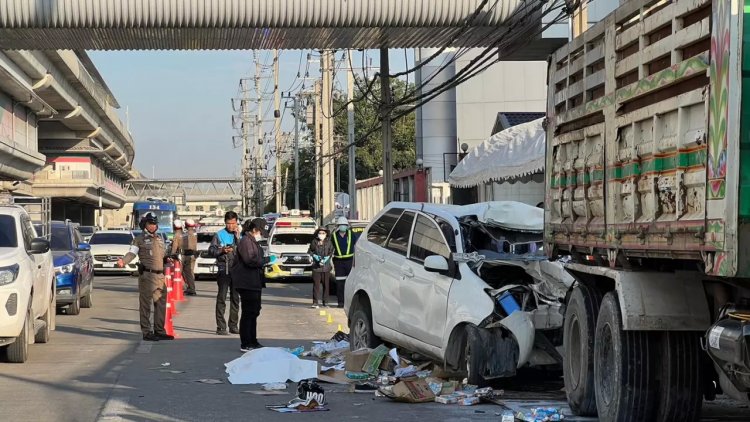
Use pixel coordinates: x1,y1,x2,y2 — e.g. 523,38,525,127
358,207,404,330
398,213,455,348
20,215,45,316
73,228,93,294
376,211,415,332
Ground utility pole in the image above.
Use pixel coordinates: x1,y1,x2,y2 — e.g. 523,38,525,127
380,48,394,205
232,77,253,216
314,80,323,223
255,57,263,216
321,50,335,224
347,51,357,219
273,49,282,213
282,92,302,210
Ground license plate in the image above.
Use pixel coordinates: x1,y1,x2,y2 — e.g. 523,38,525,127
290,268,303,275
103,263,116,268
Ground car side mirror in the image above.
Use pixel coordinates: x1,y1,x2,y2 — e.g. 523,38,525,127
76,242,91,252
30,238,50,254
424,255,449,274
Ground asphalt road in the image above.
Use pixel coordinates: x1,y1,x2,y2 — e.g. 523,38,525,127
1,274,749,421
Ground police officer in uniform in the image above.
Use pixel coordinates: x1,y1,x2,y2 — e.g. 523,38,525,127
171,219,198,296
117,212,175,341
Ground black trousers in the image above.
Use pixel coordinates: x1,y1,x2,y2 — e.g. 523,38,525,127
216,272,240,331
236,288,262,347
333,258,354,305
312,271,330,304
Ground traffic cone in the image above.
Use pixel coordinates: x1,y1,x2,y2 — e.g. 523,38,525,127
165,300,175,337
173,261,185,302
165,265,178,316
327,313,333,324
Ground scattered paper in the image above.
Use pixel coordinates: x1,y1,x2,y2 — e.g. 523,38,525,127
161,362,171,367
244,390,288,396
321,362,346,372
195,379,224,384
160,370,186,374
388,348,400,366
262,382,288,391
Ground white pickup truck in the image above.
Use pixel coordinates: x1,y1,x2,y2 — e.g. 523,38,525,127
0,203,55,363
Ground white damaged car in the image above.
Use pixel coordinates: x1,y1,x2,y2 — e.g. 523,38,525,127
344,201,572,385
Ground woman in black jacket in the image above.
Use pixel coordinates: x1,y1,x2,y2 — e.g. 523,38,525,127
232,218,270,352
308,227,334,308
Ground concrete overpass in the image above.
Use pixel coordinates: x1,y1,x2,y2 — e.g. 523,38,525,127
124,178,242,202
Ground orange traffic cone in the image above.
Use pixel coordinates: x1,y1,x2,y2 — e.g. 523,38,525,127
173,260,185,302
165,300,175,337
165,265,178,316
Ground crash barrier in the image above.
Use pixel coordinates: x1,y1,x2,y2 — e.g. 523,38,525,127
173,260,185,302
164,265,176,336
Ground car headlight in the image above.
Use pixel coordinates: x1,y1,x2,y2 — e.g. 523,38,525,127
0,264,20,285
55,264,74,275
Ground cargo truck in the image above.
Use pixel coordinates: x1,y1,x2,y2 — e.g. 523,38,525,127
545,0,750,420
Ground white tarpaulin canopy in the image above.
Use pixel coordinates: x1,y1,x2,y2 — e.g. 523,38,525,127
448,117,545,188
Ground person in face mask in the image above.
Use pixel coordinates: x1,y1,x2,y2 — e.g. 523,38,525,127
308,227,334,308
331,216,358,308
231,217,273,352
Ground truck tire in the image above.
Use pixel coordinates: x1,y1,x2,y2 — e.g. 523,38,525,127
654,332,703,421
563,284,602,416
6,309,31,363
594,292,657,422
349,305,379,351
464,325,490,387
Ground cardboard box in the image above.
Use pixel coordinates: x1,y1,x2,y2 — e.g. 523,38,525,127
362,345,390,374
345,349,372,372
385,378,436,403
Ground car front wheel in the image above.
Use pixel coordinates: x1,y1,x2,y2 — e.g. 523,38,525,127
349,306,380,350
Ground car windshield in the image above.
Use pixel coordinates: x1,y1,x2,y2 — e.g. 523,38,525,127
89,233,133,245
197,233,214,243
50,226,72,251
78,226,95,235
0,215,18,248
271,233,315,246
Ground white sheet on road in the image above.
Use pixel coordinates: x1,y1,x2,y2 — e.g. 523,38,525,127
225,347,318,384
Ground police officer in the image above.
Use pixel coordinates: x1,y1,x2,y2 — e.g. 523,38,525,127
182,219,199,296
117,212,174,341
171,219,198,296
332,216,358,308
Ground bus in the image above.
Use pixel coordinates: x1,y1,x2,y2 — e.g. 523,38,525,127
131,198,177,238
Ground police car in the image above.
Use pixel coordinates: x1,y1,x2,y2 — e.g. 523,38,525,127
265,211,317,280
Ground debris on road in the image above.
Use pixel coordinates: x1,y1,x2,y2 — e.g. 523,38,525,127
244,390,288,396
263,382,288,391
225,347,318,384
160,362,171,367
195,379,224,384
515,407,565,421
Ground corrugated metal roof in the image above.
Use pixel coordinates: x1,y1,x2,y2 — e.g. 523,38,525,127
0,0,534,50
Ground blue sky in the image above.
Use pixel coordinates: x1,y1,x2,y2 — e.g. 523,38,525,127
88,50,410,179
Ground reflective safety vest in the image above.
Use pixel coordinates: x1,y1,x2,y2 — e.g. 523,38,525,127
333,230,354,259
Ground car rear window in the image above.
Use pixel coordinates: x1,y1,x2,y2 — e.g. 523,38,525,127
50,226,72,251
0,215,18,247
89,233,133,245
367,208,404,247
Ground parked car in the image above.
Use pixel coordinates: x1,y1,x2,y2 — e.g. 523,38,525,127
344,201,571,385
264,216,318,280
0,204,55,363
195,230,219,280
78,225,97,243
50,220,94,315
89,230,139,276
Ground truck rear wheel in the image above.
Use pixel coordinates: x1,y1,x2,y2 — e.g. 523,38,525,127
655,332,703,421
594,292,656,422
563,284,602,416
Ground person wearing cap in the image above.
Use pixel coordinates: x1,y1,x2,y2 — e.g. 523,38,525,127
308,227,334,308
332,216,358,308
117,212,174,341
232,218,274,352
171,218,198,296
